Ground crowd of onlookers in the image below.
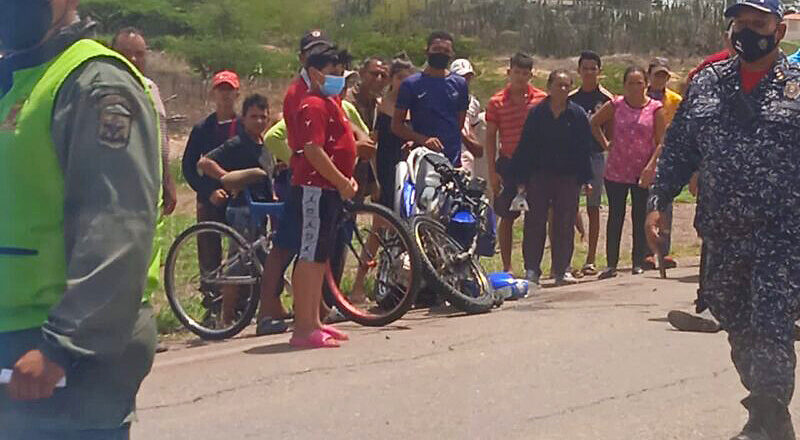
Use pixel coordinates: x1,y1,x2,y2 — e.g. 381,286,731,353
111,25,729,348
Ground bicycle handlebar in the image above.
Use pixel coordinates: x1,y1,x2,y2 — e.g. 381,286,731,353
421,155,483,209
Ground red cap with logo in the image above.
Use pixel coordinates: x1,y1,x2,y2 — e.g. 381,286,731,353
211,70,240,89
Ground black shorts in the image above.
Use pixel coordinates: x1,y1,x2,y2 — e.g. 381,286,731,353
273,185,343,263
493,156,521,220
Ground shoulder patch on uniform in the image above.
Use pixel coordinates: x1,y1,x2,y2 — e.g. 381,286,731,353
97,94,133,149
785,81,800,100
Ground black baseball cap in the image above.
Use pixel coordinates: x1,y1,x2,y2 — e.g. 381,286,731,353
300,29,331,53
724,0,785,18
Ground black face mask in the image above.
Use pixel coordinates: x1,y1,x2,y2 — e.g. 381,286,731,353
427,52,451,70
731,27,778,63
0,0,53,52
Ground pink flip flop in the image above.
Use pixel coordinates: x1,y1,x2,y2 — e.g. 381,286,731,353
322,325,349,341
289,329,340,349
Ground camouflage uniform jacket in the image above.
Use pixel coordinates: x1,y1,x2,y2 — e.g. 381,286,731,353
650,55,800,240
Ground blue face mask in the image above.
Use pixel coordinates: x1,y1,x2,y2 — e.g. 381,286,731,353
321,74,346,96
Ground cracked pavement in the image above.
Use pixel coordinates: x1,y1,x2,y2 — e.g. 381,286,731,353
133,264,800,439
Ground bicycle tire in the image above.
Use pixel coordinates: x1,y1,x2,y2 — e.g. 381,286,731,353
410,216,494,314
164,221,261,340
323,201,422,327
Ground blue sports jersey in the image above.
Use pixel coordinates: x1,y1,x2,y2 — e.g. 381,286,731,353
396,72,469,165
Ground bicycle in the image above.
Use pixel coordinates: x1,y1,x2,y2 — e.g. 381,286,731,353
164,169,422,340
400,152,498,314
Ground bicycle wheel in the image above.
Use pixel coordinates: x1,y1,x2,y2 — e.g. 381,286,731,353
324,202,421,327
164,222,261,340
411,216,494,314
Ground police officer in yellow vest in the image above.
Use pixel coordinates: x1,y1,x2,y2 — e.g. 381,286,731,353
0,1,161,438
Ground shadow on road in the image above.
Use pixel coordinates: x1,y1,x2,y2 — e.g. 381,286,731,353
244,342,296,355
667,274,700,284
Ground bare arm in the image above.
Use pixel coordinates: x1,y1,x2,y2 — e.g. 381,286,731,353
351,121,377,160
160,125,177,215
646,107,667,170
392,107,425,145
391,107,443,151
197,156,228,181
590,102,615,151
352,123,368,141
639,108,667,188
485,121,499,171
462,131,483,158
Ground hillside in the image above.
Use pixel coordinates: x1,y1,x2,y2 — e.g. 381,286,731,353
80,0,734,82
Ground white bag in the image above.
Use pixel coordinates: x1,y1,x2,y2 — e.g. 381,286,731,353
510,192,529,212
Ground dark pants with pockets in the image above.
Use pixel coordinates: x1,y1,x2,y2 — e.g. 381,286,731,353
522,173,581,278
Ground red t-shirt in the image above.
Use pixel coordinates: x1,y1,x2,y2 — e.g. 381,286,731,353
687,50,732,81
485,84,547,159
290,94,357,189
740,66,770,94
283,75,310,151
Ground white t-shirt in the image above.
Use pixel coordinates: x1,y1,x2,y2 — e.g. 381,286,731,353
460,95,483,174
145,76,169,158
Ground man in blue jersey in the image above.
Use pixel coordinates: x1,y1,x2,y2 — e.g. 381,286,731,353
391,30,469,166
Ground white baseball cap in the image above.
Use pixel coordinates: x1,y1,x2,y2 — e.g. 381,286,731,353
450,58,475,77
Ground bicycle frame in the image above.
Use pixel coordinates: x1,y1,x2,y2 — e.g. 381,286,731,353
420,155,494,260
208,189,288,286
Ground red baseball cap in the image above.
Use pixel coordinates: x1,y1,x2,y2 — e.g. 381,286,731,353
211,70,240,90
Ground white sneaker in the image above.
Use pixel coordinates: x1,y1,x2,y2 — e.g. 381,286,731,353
554,272,578,286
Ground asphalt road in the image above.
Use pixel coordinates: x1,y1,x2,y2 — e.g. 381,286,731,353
133,264,800,439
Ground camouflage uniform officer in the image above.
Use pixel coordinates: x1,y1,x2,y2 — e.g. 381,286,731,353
0,1,160,439
647,0,800,438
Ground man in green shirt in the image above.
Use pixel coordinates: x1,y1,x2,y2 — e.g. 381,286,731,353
0,1,161,438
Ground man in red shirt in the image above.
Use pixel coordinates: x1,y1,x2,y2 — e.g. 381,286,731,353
273,45,358,348
256,31,334,334
485,53,547,274
283,30,333,151
257,33,372,334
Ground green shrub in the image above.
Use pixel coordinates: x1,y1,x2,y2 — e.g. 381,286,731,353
79,0,192,37
161,36,297,79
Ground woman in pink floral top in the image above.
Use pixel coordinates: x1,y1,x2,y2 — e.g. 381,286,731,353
590,66,666,279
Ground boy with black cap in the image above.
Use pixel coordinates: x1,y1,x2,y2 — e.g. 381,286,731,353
255,30,334,333
274,45,358,348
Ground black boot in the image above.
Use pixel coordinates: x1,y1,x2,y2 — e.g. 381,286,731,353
730,411,769,440
731,396,796,440
762,398,796,440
